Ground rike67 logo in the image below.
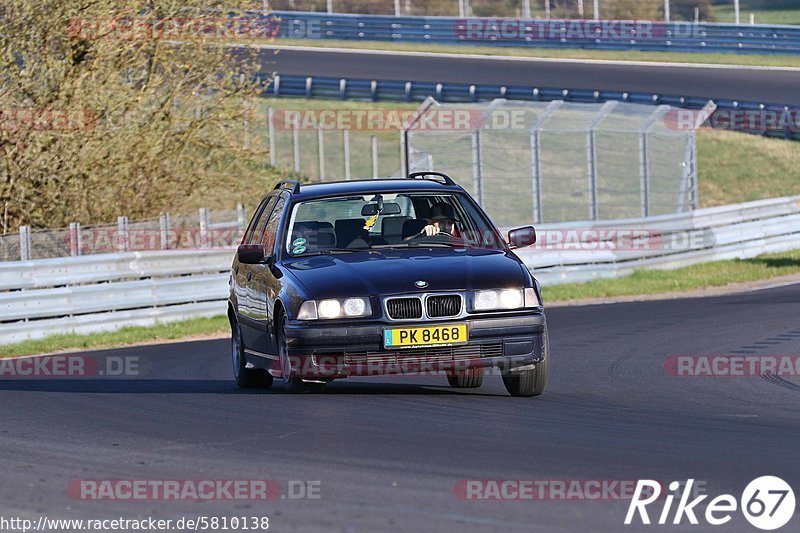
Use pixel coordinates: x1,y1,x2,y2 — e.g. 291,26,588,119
625,477,795,530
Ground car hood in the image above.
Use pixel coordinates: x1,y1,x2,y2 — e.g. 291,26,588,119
282,248,529,299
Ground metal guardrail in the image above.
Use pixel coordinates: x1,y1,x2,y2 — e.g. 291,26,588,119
264,74,800,141
271,11,800,56
1,195,799,346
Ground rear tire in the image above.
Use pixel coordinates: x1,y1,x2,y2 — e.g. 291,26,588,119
232,321,273,389
446,367,484,388
277,312,326,394
502,324,549,397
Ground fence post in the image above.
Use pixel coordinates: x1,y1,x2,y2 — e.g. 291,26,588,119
343,129,352,180
69,222,81,256
268,107,276,167
199,208,210,249
242,97,250,150
117,216,129,252
317,127,326,181
522,0,531,19
293,124,300,173
586,101,618,221
471,130,483,206
160,213,171,250
236,204,247,231
327,0,333,13
400,131,408,178
638,105,671,218
19,225,30,261
371,135,379,179
529,100,561,225
394,0,401,16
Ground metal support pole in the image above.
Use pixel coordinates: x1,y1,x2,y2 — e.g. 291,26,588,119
371,135,379,179
522,0,531,19
394,0,401,16
638,105,671,218
343,130,352,181
268,107,276,166
586,101,618,221
327,0,333,14
690,134,698,210
578,0,584,17
544,0,550,19
18,226,30,261
593,0,599,20
471,131,483,206
160,213,171,250
199,208,210,249
529,100,562,225
400,131,408,178
69,222,81,256
236,204,246,231
639,133,650,218
317,127,326,181
117,216,129,252
664,0,670,22
734,0,740,25
242,98,250,149
292,125,300,173
458,0,465,18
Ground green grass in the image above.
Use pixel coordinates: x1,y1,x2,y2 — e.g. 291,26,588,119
270,38,800,68
0,316,230,359
712,1,800,25
697,129,800,207
543,249,800,302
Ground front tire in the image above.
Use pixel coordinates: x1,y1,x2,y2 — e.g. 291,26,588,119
446,367,484,388
502,324,549,397
232,321,273,389
277,312,326,394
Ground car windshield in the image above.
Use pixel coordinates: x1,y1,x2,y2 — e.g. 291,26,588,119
285,192,504,256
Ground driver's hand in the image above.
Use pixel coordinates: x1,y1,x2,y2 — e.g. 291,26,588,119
421,224,440,236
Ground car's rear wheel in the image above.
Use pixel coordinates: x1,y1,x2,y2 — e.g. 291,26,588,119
446,367,484,388
502,324,549,397
232,321,273,389
277,312,326,394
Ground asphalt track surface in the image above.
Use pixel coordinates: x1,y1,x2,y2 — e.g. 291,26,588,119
2,282,800,532
262,47,800,105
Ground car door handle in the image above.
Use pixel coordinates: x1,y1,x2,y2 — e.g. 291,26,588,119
247,272,252,281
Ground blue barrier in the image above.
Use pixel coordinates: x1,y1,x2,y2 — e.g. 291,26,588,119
268,11,800,56
263,74,800,141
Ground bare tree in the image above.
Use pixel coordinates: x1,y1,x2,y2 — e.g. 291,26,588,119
0,1,280,232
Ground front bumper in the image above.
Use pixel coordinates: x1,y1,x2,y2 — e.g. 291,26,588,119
284,312,546,378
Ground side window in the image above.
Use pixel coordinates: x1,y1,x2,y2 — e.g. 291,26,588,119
246,196,277,245
260,197,287,254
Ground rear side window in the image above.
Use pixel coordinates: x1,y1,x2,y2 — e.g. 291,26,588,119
260,197,286,255
245,196,277,245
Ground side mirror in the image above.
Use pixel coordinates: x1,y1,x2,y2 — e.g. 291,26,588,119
237,244,265,264
508,226,536,249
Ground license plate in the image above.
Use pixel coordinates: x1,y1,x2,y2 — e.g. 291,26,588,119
384,324,468,350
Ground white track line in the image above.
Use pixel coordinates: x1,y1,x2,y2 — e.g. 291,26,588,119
257,43,800,72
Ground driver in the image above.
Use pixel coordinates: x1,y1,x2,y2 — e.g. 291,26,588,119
419,202,456,237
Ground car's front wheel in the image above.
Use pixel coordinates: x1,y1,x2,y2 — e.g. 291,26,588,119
502,325,549,397
446,367,484,388
232,321,273,389
277,312,326,394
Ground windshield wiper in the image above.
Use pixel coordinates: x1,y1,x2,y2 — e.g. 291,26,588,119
294,248,366,257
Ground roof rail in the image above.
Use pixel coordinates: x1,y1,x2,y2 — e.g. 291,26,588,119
407,172,456,186
274,180,301,194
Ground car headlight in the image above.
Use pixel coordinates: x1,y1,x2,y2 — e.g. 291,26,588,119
473,288,540,311
297,298,372,320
